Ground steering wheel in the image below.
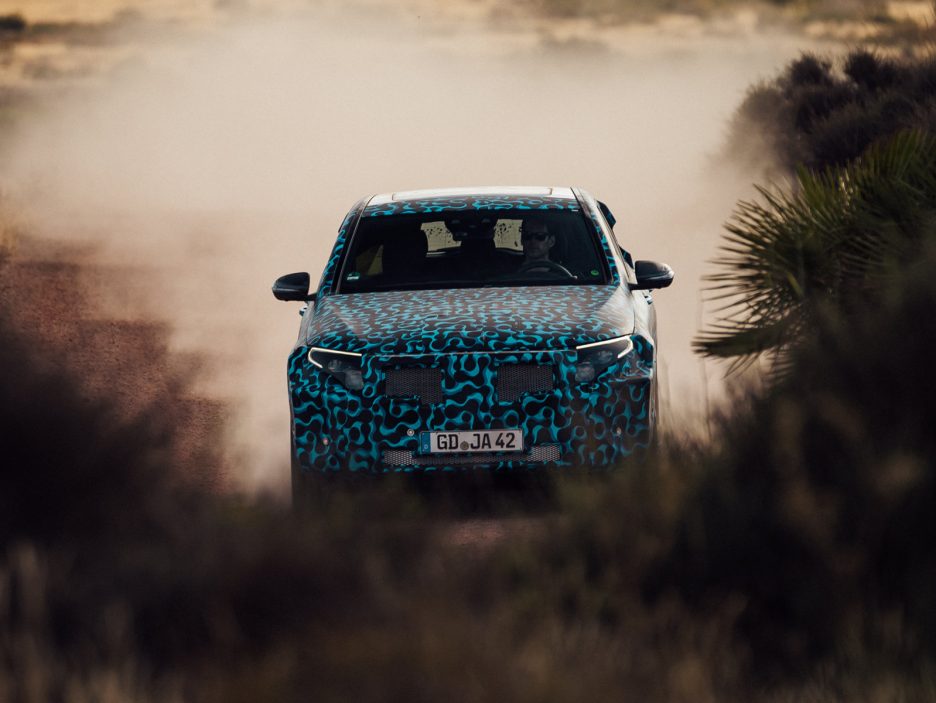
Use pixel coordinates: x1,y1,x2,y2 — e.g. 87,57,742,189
517,259,575,278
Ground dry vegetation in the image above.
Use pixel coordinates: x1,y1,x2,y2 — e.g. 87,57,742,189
2,231,936,701
516,0,936,44
529,0,886,20
0,202,17,258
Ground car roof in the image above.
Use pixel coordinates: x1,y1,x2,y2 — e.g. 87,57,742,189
367,186,577,206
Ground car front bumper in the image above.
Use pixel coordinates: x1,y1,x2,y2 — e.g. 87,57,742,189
288,341,655,474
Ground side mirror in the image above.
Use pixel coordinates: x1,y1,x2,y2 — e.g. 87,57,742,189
273,272,315,301
632,260,674,291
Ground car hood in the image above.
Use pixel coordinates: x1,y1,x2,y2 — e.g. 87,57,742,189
305,285,635,355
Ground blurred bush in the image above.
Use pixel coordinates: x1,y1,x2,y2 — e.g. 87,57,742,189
0,14,26,33
0,299,434,701
4,261,936,700
528,0,890,21
0,208,17,260
727,50,936,177
500,253,936,692
674,251,936,674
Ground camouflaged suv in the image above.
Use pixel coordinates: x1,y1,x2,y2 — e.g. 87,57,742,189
273,186,673,496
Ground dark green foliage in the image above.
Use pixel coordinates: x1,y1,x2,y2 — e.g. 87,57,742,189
0,14,25,32
679,46,936,682
789,53,834,88
728,50,936,174
709,51,936,366
696,130,936,365
844,49,902,91
518,257,936,684
671,254,936,674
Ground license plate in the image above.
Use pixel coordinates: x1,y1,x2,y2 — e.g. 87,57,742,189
419,429,523,454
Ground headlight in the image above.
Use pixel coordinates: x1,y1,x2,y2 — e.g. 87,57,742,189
574,335,634,383
307,347,364,390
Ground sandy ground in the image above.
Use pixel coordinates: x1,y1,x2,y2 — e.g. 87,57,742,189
0,232,229,489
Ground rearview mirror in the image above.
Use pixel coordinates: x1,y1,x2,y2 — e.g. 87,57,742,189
273,272,315,301
632,260,674,290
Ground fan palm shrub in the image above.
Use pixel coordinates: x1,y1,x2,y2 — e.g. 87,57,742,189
695,129,936,368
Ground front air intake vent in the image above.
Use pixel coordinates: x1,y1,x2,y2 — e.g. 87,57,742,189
496,364,554,402
383,444,561,467
385,367,443,404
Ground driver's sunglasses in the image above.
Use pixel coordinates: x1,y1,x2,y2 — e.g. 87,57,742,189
522,231,549,242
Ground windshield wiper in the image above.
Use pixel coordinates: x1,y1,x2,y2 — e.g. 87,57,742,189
342,279,485,293
342,277,602,294
482,278,593,288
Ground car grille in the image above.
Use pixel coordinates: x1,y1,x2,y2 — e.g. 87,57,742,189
384,362,555,404
496,364,554,402
383,444,561,467
385,367,443,404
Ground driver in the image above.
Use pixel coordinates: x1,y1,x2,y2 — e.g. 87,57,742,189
521,218,556,263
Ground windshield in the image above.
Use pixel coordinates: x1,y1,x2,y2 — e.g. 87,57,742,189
337,209,609,293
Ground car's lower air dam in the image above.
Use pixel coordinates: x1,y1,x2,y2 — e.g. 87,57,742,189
382,444,562,467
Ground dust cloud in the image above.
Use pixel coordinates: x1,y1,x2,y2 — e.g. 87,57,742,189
0,5,811,494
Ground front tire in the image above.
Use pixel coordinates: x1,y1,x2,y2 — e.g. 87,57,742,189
290,445,371,511
290,445,316,510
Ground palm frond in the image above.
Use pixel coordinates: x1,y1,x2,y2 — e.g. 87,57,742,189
695,129,936,370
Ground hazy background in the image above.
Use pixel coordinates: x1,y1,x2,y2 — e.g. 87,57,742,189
0,2,818,493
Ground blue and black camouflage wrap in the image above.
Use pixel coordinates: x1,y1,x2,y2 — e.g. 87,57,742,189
287,189,658,475
362,195,583,218
316,196,368,297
